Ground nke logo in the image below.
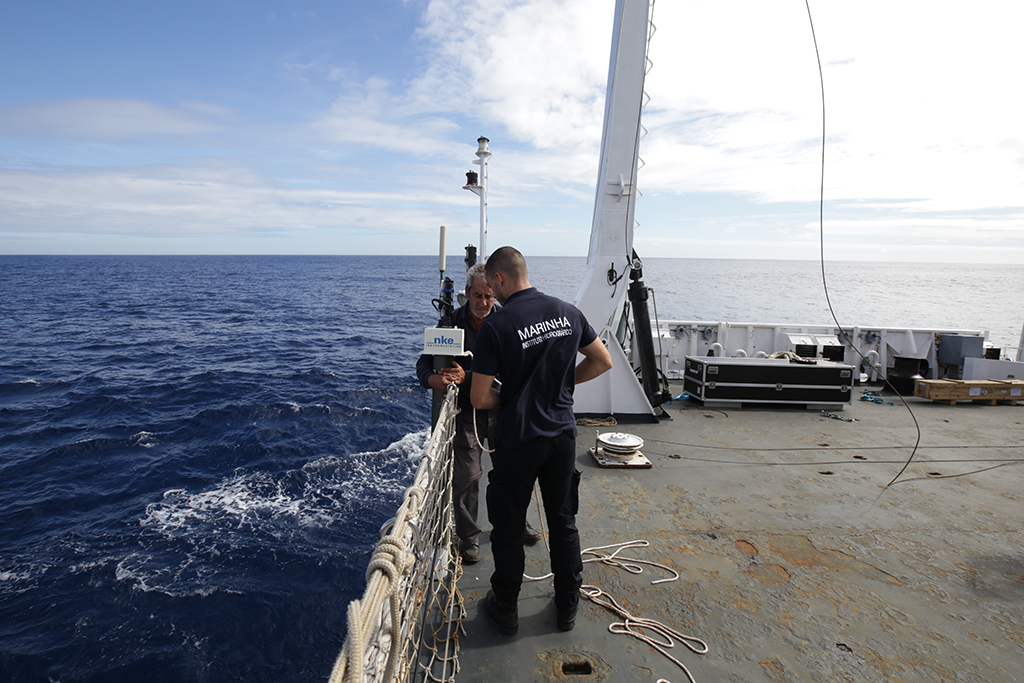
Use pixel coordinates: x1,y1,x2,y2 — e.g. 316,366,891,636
423,327,464,355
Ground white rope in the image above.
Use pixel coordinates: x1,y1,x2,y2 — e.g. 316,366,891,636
329,385,463,683
583,539,680,584
457,350,497,455
523,539,678,584
523,539,707,683
472,406,495,454
582,584,707,683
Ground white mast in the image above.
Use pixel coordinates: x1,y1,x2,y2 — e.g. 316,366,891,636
463,136,492,262
573,0,656,417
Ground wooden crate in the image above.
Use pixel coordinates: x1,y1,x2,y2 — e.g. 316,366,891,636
915,379,1024,405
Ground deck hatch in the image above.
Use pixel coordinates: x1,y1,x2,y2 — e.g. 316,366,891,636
562,660,594,675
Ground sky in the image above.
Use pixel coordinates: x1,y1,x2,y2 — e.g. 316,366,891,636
1,0,1022,262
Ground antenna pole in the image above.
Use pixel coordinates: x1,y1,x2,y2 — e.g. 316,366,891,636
463,137,491,263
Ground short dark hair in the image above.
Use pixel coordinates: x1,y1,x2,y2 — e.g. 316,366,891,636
484,246,527,281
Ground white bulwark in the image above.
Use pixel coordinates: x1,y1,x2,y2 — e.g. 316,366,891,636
423,327,466,356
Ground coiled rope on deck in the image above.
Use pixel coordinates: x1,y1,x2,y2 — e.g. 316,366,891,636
524,537,708,683
582,580,708,683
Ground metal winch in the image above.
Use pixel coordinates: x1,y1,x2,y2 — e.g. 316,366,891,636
590,432,651,469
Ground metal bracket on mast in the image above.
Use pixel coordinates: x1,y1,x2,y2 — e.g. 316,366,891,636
607,174,633,202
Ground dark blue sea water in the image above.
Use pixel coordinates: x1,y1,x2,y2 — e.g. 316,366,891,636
1,255,1021,683
0,256,438,683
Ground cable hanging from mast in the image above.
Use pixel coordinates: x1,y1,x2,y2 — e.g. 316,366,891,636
802,0,922,498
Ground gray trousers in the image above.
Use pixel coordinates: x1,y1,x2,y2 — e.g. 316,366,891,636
452,407,496,546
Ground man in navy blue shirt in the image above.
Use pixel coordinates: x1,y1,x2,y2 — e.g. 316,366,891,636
471,246,612,634
417,264,544,565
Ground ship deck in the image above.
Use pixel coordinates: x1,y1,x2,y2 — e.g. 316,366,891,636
454,381,1024,682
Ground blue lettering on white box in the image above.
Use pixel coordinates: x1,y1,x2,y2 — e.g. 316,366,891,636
423,327,465,355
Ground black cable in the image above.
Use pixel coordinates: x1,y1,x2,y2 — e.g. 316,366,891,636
642,452,1024,467
887,462,1021,485
803,0,921,492
644,436,1024,453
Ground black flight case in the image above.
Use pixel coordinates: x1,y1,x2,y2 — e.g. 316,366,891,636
683,356,854,408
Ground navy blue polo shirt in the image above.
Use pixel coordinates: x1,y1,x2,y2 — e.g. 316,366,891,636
473,287,597,448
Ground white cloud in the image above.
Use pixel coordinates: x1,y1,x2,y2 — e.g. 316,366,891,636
418,0,612,151
311,112,459,154
0,163,466,240
0,99,234,140
316,0,614,163
401,0,1024,221
2,0,1021,258
639,1,1024,215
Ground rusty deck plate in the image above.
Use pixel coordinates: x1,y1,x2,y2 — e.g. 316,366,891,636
456,384,1024,682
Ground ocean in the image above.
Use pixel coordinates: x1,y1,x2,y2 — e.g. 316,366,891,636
1,255,1021,683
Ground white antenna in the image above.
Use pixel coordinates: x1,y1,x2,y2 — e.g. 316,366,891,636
438,225,447,274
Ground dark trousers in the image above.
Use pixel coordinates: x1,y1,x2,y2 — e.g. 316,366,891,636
452,407,496,546
486,430,582,613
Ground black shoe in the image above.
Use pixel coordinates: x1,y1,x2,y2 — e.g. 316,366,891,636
485,589,519,635
461,543,480,564
522,522,542,546
557,604,577,632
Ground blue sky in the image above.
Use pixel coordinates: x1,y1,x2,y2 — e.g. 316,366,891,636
1,0,1022,262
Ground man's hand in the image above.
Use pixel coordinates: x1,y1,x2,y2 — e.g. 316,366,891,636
428,361,466,392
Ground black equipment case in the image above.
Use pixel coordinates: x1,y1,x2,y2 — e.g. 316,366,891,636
683,356,854,408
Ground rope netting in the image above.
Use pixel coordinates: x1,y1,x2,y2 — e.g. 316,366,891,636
329,385,464,683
